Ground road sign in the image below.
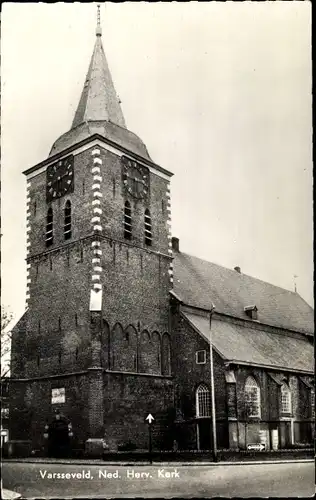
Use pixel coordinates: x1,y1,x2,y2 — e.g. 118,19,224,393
146,413,155,424
247,443,265,451
145,414,154,464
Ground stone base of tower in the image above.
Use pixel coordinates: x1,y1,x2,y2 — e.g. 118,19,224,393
8,371,174,457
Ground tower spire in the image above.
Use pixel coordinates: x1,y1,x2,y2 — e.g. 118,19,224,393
96,4,102,37
71,3,126,129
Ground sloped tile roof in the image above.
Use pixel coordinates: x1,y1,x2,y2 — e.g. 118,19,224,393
183,312,314,373
49,120,151,160
173,251,314,335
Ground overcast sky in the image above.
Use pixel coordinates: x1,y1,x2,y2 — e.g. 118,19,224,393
1,2,313,322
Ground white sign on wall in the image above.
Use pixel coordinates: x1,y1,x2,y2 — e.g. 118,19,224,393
51,387,65,404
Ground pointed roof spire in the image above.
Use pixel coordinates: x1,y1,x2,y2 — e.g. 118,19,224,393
71,3,126,129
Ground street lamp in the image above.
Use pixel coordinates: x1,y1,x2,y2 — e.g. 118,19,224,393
209,304,218,462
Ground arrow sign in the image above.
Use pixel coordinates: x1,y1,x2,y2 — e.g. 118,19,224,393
146,413,155,424
247,443,265,452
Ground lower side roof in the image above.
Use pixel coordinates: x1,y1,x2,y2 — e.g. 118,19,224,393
183,312,313,374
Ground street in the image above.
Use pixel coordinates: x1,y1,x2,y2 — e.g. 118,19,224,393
2,461,314,498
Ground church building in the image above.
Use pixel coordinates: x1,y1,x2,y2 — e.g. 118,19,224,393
9,10,314,455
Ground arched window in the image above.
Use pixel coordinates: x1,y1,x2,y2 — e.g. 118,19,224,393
244,376,261,418
64,201,72,240
196,384,210,418
124,201,132,240
46,207,53,246
281,383,292,414
144,209,152,246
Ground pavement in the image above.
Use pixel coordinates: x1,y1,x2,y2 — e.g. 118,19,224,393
2,460,314,498
2,489,21,500
3,457,313,466
1,479,21,500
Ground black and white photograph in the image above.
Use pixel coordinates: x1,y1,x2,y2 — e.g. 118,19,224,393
1,2,313,498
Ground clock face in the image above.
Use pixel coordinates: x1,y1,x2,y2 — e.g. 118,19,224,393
46,155,74,202
122,157,149,200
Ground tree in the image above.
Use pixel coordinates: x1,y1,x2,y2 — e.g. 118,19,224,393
1,307,13,380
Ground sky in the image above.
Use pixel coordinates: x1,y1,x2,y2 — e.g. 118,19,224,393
1,1,313,324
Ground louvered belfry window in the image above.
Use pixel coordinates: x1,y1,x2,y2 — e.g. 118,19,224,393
124,201,132,240
46,207,53,247
64,200,72,240
144,209,152,246
196,384,211,417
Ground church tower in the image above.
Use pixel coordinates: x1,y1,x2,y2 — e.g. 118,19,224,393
10,6,174,452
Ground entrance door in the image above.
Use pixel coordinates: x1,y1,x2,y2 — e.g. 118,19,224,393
198,419,212,450
279,421,291,448
48,417,70,457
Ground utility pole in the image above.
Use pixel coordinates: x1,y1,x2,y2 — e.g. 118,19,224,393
209,305,218,462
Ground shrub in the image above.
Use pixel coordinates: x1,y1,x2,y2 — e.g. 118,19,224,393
117,440,137,451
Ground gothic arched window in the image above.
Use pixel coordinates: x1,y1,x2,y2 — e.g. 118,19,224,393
144,208,152,246
64,200,72,240
196,384,210,418
124,201,132,240
46,207,53,247
281,383,292,414
244,376,261,418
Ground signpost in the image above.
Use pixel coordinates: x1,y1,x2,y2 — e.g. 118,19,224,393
146,413,154,464
247,443,266,452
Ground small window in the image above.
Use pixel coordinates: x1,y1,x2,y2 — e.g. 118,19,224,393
144,209,152,246
281,383,292,414
45,207,53,246
196,350,206,364
196,384,210,417
64,200,72,240
124,201,132,240
244,376,261,418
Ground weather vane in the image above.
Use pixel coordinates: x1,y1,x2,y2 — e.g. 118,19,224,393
96,4,102,36
293,274,298,293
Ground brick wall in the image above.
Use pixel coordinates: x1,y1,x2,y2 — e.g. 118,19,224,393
103,372,174,450
9,374,90,448
172,312,226,418
19,143,172,380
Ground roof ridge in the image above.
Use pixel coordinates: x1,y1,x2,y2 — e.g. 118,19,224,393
179,250,301,298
